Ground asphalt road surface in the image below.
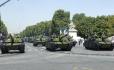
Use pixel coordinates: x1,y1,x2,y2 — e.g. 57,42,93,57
0,43,114,70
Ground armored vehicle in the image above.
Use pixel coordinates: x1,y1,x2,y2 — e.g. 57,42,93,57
27,37,35,43
1,35,25,54
84,37,114,50
33,36,48,46
46,34,76,51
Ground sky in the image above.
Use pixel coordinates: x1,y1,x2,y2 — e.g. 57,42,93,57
0,0,114,33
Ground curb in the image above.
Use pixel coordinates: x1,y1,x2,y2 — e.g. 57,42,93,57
71,52,114,56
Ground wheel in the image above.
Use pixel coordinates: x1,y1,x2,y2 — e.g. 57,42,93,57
19,45,25,53
33,42,38,46
46,47,52,51
61,44,72,51
64,47,72,51
19,47,25,53
1,50,8,54
46,43,57,51
1,46,9,54
67,44,73,51
108,45,113,51
72,41,77,46
42,42,46,46
109,48,113,51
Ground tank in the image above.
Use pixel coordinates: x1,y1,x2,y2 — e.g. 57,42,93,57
83,37,114,51
33,36,48,46
1,35,25,54
46,34,77,51
27,37,35,43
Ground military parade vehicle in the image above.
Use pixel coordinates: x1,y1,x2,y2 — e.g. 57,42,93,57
0,34,25,54
33,36,48,46
83,37,114,51
26,37,35,43
46,34,77,51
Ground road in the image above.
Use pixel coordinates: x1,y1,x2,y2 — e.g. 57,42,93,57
0,43,114,70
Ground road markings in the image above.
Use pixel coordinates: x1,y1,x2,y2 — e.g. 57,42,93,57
72,64,93,70
82,67,93,70
73,64,78,70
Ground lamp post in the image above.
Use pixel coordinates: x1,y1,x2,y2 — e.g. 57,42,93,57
0,0,11,7
0,0,11,20
0,0,11,40
0,0,11,24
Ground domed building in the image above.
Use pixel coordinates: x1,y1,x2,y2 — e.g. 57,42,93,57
59,21,84,44
68,22,77,41
68,22,84,44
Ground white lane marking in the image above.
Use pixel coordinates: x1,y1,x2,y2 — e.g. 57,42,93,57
82,67,93,70
72,64,78,70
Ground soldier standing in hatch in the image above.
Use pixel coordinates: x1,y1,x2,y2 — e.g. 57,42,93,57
9,34,14,46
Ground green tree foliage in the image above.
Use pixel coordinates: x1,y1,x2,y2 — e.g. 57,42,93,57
107,15,114,36
0,19,8,37
20,9,70,37
72,13,95,38
52,9,70,35
20,9,114,40
20,21,51,37
72,13,114,39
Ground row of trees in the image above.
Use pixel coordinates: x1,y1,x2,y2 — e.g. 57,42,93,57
0,0,11,39
0,19,8,37
20,9,70,37
20,21,51,37
51,10,70,35
72,13,114,39
20,9,114,39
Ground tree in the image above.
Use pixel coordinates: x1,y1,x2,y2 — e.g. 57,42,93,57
0,19,8,37
72,13,114,39
20,9,70,37
72,13,95,38
20,9,114,40
107,15,114,36
20,21,51,37
52,9,70,35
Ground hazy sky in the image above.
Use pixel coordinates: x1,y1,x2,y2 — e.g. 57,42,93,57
0,0,114,33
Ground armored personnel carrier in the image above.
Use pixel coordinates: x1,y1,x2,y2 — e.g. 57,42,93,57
84,37,114,50
33,36,48,46
46,34,76,51
0,35,25,54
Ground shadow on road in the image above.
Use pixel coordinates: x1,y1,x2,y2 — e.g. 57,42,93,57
0,51,25,57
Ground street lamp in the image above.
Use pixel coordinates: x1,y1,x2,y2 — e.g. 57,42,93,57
0,0,11,25
0,0,11,19
0,0,11,39
0,0,11,7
